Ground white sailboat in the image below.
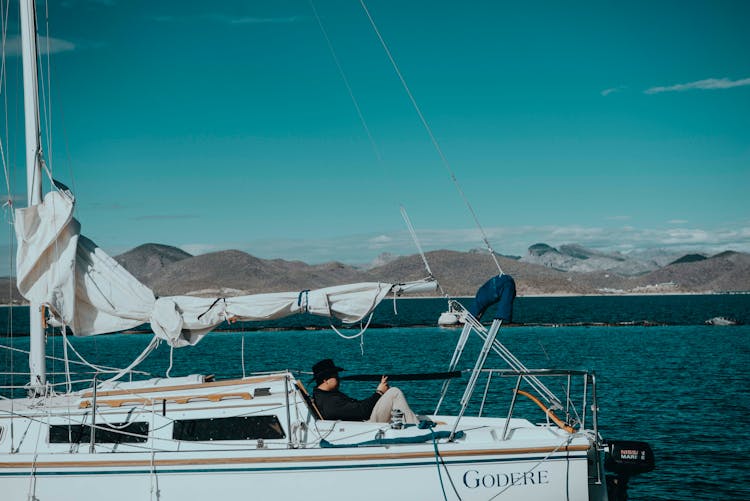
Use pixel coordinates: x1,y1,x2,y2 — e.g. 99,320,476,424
0,2,654,500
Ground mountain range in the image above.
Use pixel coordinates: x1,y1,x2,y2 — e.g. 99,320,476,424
1,242,748,304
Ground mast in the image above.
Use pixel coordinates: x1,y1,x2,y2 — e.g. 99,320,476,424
19,0,46,393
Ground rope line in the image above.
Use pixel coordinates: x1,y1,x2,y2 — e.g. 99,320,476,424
309,0,383,163
359,0,502,274
431,431,449,501
0,342,150,375
400,205,447,297
61,334,121,375
486,435,576,500
41,0,53,180
60,324,71,393
312,0,449,297
166,345,174,378
104,337,160,384
330,312,374,340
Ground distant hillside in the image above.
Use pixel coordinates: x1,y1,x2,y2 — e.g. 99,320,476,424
115,243,192,283
669,254,707,265
632,251,750,293
145,250,373,296
368,250,627,296
370,248,750,296
2,244,749,304
520,243,661,276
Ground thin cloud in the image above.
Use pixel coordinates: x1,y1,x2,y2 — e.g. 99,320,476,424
645,77,750,94
3,36,75,56
601,87,624,97
668,219,688,225
368,234,392,246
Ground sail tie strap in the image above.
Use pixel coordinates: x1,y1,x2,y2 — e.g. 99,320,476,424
197,297,226,320
297,289,311,313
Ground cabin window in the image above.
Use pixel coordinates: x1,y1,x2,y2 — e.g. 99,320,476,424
172,415,285,441
48,422,149,444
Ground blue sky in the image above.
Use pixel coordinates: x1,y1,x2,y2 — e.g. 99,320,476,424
1,0,748,274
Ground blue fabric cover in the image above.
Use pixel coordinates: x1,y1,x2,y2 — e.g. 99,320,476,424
468,274,516,322
319,430,464,448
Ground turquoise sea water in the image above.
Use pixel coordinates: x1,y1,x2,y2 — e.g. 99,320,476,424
2,295,750,500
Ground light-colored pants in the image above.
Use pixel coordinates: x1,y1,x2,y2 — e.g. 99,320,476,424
368,387,418,424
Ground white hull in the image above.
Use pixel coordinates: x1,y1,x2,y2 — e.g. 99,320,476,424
705,316,739,326
0,372,607,501
2,444,597,501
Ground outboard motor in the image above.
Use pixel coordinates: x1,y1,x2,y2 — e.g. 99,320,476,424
604,440,655,501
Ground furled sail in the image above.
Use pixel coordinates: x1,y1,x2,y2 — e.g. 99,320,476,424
15,187,432,347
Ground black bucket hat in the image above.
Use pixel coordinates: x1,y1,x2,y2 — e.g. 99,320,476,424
311,358,345,382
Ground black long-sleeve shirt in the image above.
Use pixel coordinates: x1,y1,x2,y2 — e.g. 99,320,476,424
313,387,381,421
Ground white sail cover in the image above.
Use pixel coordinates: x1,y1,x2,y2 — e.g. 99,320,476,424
15,188,430,347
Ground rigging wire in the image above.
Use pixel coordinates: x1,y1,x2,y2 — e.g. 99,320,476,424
359,0,503,275
400,204,447,297
309,0,389,354
241,335,246,379
0,0,11,198
0,0,16,418
0,342,149,375
60,325,71,393
38,1,72,393
400,205,434,279
41,0,77,201
37,0,53,179
310,1,452,305
308,0,383,163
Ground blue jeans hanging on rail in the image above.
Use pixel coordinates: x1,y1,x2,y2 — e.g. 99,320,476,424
468,274,516,322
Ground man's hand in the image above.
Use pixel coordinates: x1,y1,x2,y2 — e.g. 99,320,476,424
376,375,389,395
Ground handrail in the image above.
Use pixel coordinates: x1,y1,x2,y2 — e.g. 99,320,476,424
476,368,591,377
471,367,598,441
